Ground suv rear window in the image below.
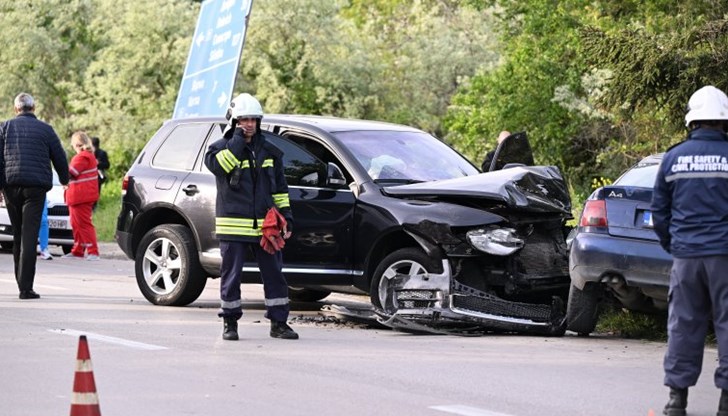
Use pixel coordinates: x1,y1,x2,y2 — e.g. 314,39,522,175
152,123,211,170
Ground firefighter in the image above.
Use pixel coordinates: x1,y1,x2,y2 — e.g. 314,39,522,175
652,85,728,416
204,93,298,341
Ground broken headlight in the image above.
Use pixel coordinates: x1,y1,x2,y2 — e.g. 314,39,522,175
466,227,524,256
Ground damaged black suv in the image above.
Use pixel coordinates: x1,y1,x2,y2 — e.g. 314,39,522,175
116,115,572,334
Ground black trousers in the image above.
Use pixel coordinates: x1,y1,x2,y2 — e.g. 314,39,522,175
3,186,46,292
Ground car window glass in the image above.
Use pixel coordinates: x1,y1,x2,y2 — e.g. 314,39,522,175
266,135,326,187
614,163,660,188
152,123,211,171
334,130,478,182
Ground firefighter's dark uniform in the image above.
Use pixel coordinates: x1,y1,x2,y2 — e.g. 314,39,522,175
204,126,293,322
652,127,728,391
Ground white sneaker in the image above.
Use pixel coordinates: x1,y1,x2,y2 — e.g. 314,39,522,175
63,253,83,259
39,249,53,260
86,254,100,261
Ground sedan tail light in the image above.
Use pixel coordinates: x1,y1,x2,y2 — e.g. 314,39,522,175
580,200,608,227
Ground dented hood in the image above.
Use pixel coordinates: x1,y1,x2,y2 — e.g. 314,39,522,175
382,166,571,214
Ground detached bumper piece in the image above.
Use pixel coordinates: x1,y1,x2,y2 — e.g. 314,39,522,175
376,281,566,336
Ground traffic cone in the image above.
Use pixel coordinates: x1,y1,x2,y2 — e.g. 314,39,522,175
647,409,654,416
70,335,101,416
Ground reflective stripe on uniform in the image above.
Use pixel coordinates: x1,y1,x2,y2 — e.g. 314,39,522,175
264,297,289,306
221,299,242,309
665,171,728,182
216,149,240,173
217,217,255,227
262,159,274,168
216,226,262,236
272,193,290,209
69,176,99,184
216,217,262,237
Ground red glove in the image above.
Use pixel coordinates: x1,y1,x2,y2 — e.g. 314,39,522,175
260,207,287,254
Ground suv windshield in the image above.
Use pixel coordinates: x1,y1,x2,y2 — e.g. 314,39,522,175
334,130,478,182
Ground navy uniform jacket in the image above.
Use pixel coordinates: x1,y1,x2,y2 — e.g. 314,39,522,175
651,127,728,257
204,127,293,243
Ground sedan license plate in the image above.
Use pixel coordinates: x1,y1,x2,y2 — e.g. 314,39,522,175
48,219,69,229
641,210,653,228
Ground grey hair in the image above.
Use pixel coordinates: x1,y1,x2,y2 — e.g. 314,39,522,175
14,93,34,112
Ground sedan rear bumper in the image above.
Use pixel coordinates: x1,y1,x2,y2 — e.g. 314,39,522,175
569,231,672,290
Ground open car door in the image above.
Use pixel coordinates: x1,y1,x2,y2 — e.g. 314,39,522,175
486,131,535,172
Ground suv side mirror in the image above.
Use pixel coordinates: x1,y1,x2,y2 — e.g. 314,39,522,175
326,162,347,187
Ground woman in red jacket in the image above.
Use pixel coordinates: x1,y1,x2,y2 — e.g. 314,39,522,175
64,131,100,260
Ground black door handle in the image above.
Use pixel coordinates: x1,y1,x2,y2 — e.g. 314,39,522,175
182,185,199,196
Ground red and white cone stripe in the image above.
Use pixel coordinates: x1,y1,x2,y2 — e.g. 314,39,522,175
70,335,101,416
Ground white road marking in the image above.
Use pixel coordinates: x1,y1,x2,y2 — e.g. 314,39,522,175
430,405,515,416
49,328,168,350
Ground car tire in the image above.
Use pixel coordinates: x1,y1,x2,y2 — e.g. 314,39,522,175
288,287,332,302
135,224,207,306
566,282,601,336
369,247,442,314
61,245,73,255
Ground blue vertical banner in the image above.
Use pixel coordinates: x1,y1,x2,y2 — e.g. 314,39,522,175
173,0,253,119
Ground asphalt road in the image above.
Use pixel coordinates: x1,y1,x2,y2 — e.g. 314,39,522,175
0,246,722,416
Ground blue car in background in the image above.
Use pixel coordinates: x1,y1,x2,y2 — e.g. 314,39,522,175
566,153,672,336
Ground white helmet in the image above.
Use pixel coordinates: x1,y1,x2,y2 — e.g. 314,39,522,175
223,93,263,137
685,85,728,127
228,93,263,119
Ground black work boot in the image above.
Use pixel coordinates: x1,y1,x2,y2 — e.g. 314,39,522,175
270,320,299,340
222,317,239,341
663,387,687,416
717,389,728,416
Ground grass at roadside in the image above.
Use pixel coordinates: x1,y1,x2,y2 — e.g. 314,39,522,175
597,306,719,346
596,306,668,341
93,178,122,242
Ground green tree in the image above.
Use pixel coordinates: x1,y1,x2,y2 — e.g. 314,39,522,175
240,0,498,136
0,0,196,179
0,0,95,130
446,1,728,199
578,3,728,169
444,0,588,186
67,0,197,178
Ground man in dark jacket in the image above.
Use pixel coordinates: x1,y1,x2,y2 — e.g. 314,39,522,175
652,85,728,416
0,92,69,299
204,93,298,341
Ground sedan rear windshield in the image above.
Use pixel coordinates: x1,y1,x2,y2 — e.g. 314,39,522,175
614,162,660,188
334,130,479,182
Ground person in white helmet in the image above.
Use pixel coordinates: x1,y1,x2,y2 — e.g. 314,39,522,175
204,93,298,341
652,85,728,416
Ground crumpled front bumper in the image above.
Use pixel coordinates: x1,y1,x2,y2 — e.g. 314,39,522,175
375,260,566,336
